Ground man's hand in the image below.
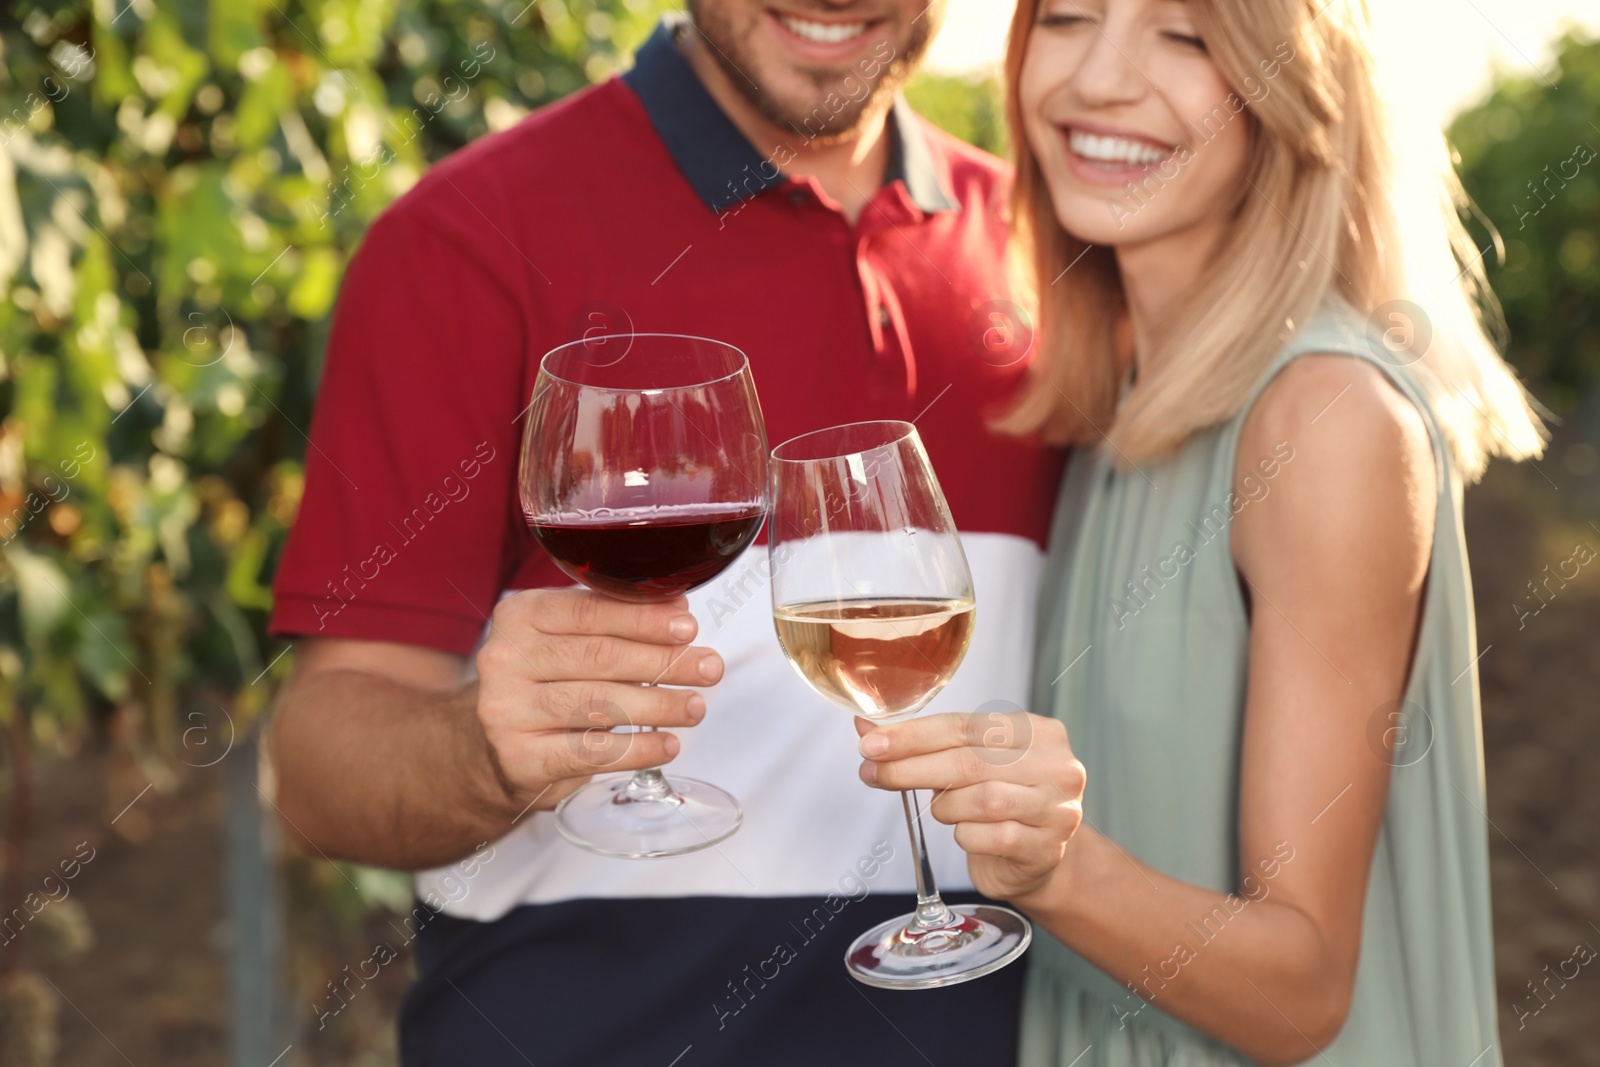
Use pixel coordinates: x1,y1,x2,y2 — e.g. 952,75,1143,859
270,590,725,869
855,712,1085,901
475,589,725,811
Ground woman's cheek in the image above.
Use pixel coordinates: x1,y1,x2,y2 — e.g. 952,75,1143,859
1017,37,1071,143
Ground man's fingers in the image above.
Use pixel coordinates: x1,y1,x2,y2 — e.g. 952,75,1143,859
478,628,723,687
522,774,590,814
494,727,685,790
489,680,708,733
537,634,723,686
500,589,697,644
544,726,683,780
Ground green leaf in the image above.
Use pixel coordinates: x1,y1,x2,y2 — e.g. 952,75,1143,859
225,527,274,611
4,545,72,640
156,163,246,307
234,60,293,150
75,606,133,702
90,23,138,106
209,0,268,68
286,246,341,319
12,356,60,454
146,12,211,122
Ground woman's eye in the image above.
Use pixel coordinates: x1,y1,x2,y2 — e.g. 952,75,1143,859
1038,13,1090,29
1162,31,1207,51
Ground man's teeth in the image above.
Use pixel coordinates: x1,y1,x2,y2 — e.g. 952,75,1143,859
778,15,870,44
1068,129,1172,166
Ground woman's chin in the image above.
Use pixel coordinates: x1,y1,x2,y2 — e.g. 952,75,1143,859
1046,187,1192,252
1047,198,1141,250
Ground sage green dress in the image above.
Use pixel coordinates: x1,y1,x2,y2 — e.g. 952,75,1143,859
1021,301,1503,1065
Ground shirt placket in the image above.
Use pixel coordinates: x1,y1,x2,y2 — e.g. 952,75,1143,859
852,186,921,408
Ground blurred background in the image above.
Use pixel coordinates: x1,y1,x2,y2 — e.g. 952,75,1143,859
0,0,1595,1064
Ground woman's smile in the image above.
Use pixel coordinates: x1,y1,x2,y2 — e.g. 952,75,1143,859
1058,121,1182,186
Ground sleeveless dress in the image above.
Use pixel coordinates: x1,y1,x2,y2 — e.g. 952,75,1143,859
1019,301,1503,1066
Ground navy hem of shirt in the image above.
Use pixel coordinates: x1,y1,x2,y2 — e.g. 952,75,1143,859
399,892,1025,1066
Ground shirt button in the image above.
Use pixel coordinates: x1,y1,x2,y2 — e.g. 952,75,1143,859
788,190,808,207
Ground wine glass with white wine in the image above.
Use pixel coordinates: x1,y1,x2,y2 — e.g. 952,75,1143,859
767,420,1031,989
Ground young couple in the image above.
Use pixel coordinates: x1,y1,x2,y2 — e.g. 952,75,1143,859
268,1,1539,1064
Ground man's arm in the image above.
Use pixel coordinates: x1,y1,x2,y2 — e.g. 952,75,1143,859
268,590,724,870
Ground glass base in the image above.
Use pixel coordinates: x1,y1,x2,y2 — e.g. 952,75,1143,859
845,904,1032,990
553,773,742,858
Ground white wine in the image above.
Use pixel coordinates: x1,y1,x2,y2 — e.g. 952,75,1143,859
774,598,976,720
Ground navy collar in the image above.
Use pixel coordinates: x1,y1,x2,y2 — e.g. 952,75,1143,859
622,15,957,216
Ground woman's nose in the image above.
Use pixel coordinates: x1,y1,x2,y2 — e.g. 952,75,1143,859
1069,25,1150,109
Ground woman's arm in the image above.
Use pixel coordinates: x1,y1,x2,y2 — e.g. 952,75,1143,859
857,354,1437,1065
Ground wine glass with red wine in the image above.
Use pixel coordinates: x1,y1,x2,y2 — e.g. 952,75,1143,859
520,333,769,858
768,421,1031,987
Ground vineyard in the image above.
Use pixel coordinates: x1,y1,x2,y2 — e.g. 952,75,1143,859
0,2,1596,1064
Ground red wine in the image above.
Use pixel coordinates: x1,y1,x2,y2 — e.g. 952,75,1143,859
529,503,766,601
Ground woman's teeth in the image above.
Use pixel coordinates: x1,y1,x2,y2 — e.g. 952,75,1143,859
1068,129,1173,167
778,15,870,44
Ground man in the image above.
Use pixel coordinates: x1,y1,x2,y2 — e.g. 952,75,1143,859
268,2,1065,1063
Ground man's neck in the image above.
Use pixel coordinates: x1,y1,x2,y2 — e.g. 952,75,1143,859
678,27,892,225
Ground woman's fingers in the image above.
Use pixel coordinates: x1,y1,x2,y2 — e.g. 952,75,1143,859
929,780,1056,826
856,712,1086,901
861,744,1084,793
858,711,1053,761
953,819,1070,864
849,714,1088,902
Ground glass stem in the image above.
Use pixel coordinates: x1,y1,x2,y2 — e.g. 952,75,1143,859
622,686,677,803
900,789,956,933
623,762,673,801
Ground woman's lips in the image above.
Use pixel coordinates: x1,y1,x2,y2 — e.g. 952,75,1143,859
1058,124,1181,188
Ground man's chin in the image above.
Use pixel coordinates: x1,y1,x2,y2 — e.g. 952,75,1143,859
740,67,892,142
685,1,926,146
761,97,881,142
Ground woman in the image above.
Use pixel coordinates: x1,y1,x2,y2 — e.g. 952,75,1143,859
855,0,1543,1063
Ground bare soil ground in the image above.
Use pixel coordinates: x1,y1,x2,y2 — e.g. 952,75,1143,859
1468,458,1600,1066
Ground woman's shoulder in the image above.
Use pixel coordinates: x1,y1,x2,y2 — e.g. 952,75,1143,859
1238,296,1437,473
1245,351,1429,460
1232,350,1438,581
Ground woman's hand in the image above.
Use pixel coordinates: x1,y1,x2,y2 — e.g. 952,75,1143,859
856,711,1086,902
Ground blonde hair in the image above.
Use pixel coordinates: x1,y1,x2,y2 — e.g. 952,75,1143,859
997,0,1544,480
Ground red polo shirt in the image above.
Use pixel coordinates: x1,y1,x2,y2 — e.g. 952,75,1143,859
269,16,1065,1067
269,31,1059,654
